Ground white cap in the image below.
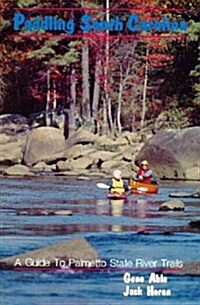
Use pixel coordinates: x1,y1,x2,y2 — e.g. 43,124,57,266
113,169,122,179
141,160,149,165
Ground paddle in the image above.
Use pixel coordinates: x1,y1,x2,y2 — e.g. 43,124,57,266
97,183,110,189
96,183,148,193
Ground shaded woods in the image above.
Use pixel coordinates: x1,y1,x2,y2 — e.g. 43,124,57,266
0,0,199,136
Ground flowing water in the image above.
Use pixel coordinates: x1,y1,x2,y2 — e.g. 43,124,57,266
0,177,200,305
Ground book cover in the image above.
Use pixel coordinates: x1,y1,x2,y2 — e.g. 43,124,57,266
0,1,199,305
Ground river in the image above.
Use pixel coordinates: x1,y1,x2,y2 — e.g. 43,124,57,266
1,177,200,305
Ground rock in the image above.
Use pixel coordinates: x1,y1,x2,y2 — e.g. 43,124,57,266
188,220,200,229
96,135,116,146
0,134,11,145
23,127,67,166
162,261,200,276
64,144,95,160
114,137,129,146
33,162,56,171
135,127,200,180
169,191,200,198
0,133,26,165
0,141,23,165
17,209,54,216
90,151,120,162
0,114,29,135
159,199,185,211
122,149,133,162
70,156,94,169
101,160,123,170
185,167,200,180
65,129,97,147
122,131,139,144
169,192,193,198
0,237,99,269
17,209,73,216
4,164,31,176
53,210,73,216
0,113,28,125
56,160,73,171
120,163,133,178
191,188,200,198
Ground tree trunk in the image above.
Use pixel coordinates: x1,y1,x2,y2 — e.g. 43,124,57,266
82,40,90,118
103,0,113,133
92,57,101,117
69,65,76,135
116,65,123,133
141,45,149,130
46,68,51,126
53,80,57,110
92,57,101,133
102,98,108,133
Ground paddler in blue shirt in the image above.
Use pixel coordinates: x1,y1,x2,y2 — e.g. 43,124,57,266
108,169,130,194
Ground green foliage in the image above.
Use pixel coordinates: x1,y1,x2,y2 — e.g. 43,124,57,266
17,0,37,6
27,38,78,65
190,64,200,77
49,50,78,66
188,21,200,42
17,0,37,7
0,19,11,30
28,46,56,59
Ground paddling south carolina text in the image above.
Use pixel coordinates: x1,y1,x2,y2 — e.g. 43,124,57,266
13,13,187,34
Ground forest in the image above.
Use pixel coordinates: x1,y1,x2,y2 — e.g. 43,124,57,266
0,0,199,136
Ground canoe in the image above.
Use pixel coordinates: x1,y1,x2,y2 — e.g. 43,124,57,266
107,193,127,200
129,178,159,194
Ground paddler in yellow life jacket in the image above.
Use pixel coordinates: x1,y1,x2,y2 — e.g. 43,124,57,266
108,170,129,194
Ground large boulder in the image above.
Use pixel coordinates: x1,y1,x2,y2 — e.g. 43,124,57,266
0,238,99,269
135,127,200,180
23,127,67,166
0,139,24,165
65,129,97,147
4,164,32,176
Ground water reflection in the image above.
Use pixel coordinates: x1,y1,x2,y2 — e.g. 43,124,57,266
131,199,149,218
109,198,151,232
96,200,110,215
110,199,124,232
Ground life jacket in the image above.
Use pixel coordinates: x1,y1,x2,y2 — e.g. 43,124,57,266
111,178,125,194
137,168,152,184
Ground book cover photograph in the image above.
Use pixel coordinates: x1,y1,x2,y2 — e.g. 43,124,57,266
0,0,200,304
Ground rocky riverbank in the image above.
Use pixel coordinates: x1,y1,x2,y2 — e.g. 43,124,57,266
0,114,200,181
